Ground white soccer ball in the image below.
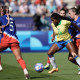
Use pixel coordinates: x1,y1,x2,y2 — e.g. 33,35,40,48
34,63,44,72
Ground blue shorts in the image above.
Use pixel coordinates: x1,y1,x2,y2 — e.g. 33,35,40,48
55,39,73,49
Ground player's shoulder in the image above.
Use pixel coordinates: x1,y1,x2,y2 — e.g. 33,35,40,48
61,20,70,24
51,22,55,27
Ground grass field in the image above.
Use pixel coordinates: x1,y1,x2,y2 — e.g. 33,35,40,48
0,52,80,80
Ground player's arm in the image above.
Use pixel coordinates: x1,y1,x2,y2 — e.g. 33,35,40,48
51,31,55,42
0,15,9,28
71,22,80,31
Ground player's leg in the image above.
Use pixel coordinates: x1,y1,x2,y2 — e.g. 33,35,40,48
77,45,80,74
66,42,80,67
0,44,9,72
11,43,30,79
47,43,60,74
44,56,50,70
74,38,80,74
68,53,78,65
0,55,3,71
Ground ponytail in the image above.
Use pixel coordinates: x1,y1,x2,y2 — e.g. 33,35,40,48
69,5,80,15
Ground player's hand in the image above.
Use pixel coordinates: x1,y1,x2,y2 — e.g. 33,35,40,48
51,38,55,42
51,34,53,37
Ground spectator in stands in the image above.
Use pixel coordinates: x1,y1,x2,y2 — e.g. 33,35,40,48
46,0,57,13
10,0,19,14
39,13,50,31
54,0,62,13
75,0,80,6
33,13,50,31
35,0,46,5
29,0,37,15
19,0,29,14
36,0,47,14
9,0,15,6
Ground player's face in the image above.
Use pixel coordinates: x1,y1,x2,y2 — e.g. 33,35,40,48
6,6,9,14
51,18,59,26
59,10,66,17
0,7,4,16
68,10,75,19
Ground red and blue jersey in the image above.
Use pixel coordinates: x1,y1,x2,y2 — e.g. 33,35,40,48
75,17,80,37
68,17,80,38
68,20,77,38
0,15,19,43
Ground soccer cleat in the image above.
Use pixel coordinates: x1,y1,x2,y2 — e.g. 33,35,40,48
44,65,50,70
25,74,30,79
0,65,3,71
48,68,59,74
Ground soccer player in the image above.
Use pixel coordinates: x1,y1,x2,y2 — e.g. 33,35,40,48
44,8,67,70
48,13,80,74
68,5,80,74
0,6,30,79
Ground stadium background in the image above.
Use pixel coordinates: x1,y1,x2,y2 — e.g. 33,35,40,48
1,0,78,52
4,16,67,52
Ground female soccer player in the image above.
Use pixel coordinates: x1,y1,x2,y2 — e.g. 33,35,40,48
47,13,80,74
68,5,80,74
44,8,67,70
0,6,30,79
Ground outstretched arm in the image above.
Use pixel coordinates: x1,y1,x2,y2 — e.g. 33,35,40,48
0,15,9,29
51,31,55,42
71,22,80,31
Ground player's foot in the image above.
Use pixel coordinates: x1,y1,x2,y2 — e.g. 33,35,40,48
44,65,50,70
25,74,30,79
24,69,30,79
0,65,3,71
48,68,59,74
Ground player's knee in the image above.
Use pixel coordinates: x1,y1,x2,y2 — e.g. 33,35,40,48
47,51,51,55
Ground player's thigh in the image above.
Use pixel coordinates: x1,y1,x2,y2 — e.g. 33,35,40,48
0,43,9,52
11,43,22,60
48,43,60,55
66,42,76,54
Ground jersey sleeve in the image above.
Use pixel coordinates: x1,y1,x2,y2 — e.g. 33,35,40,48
66,21,71,28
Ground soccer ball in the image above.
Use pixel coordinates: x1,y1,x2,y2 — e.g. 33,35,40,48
34,63,44,72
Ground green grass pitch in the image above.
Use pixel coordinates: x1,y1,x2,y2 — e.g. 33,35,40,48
0,52,80,80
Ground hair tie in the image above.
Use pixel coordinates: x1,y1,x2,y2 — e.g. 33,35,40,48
75,6,77,9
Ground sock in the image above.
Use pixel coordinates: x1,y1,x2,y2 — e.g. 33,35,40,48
24,69,29,75
48,55,57,68
47,63,50,66
74,56,80,66
47,57,50,64
17,58,27,70
0,55,1,65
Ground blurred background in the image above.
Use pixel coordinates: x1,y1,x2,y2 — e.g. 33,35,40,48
0,0,79,52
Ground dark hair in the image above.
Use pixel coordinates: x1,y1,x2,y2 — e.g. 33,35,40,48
51,13,71,21
69,5,80,15
1,6,6,15
60,8,66,15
